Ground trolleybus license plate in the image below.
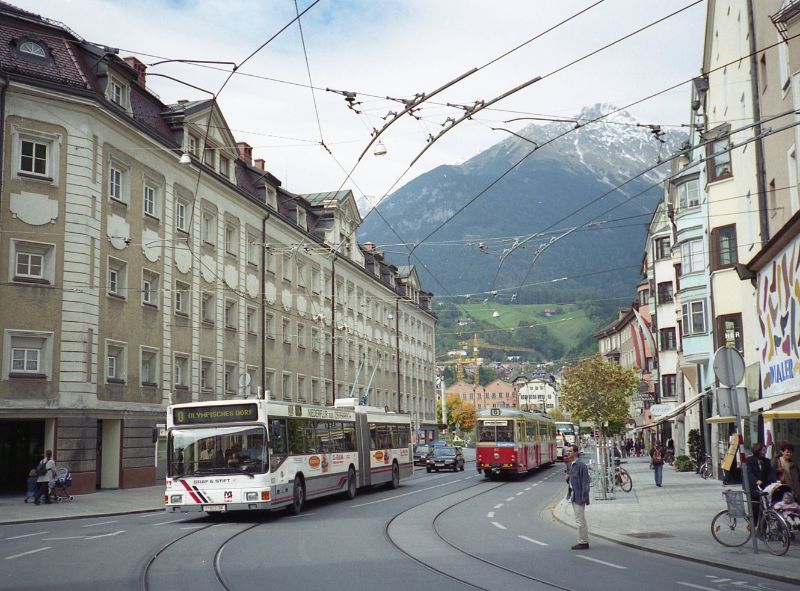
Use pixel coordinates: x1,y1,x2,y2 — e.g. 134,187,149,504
203,504,226,512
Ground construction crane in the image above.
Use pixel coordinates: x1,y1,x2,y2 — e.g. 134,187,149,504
437,355,481,385
458,333,536,357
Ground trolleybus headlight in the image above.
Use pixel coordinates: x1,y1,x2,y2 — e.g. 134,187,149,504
170,494,182,504
246,492,259,502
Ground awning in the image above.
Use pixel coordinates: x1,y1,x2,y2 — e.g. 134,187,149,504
706,415,736,424
750,391,800,413
634,392,705,430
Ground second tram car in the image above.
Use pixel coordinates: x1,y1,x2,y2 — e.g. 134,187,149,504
476,408,556,477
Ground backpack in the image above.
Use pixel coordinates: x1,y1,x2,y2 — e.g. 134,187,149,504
652,448,663,464
36,460,48,476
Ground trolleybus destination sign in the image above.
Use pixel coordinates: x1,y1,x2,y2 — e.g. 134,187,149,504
172,403,258,425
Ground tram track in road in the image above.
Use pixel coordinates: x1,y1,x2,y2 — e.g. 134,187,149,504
385,468,587,591
141,520,263,591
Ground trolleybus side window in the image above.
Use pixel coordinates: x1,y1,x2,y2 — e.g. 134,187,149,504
341,421,356,452
392,423,411,448
370,423,392,449
288,418,316,453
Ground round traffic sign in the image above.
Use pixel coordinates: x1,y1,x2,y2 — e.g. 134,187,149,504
713,346,745,387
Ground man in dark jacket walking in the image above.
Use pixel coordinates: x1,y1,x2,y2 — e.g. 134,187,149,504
564,444,590,549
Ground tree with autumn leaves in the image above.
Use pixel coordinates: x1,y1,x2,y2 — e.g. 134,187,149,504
436,394,477,434
560,354,637,436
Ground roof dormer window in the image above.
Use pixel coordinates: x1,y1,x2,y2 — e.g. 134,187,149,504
106,75,129,111
20,40,46,58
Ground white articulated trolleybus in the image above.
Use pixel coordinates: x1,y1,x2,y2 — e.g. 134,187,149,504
164,398,412,515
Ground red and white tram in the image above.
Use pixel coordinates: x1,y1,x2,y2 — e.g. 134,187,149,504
476,407,556,478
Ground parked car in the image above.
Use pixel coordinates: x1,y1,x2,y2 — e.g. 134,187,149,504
413,444,431,466
426,446,465,472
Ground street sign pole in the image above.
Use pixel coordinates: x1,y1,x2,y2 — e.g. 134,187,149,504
713,346,757,555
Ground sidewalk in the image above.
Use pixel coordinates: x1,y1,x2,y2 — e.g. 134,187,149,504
552,456,799,585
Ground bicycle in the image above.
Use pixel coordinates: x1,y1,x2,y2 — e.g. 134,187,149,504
710,488,791,555
698,454,713,480
613,459,632,492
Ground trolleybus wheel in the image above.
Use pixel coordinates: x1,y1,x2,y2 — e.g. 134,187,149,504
289,475,305,515
389,462,400,489
344,467,357,500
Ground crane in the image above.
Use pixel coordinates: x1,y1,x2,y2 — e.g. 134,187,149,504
458,333,536,357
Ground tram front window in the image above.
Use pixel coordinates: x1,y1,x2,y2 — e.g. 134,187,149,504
168,425,267,477
478,424,514,443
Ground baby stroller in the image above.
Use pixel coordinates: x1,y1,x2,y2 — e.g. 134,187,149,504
50,467,74,503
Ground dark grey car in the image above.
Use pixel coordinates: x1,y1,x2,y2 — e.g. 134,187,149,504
426,446,464,472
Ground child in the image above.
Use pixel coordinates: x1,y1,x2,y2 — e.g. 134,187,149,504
24,469,37,503
773,491,800,527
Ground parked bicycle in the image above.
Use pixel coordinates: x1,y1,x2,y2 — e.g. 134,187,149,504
699,454,713,480
710,486,792,555
614,462,633,492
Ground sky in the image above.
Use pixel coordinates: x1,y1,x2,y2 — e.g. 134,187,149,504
24,0,706,204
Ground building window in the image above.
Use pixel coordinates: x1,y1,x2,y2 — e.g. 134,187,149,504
265,370,276,399
297,323,306,348
225,300,237,329
188,135,198,157
19,40,47,58
143,182,159,219
283,318,291,344
219,156,230,179
106,341,126,383
282,254,292,282
174,280,190,315
312,327,320,351
296,208,307,230
202,293,214,323
654,237,671,260
640,289,650,306
175,200,189,233
266,186,278,209
677,179,700,209
312,379,321,403
711,225,738,270
716,313,743,353
12,241,54,285
265,313,275,339
246,307,257,334
662,374,677,399
656,281,673,305
297,262,306,289
247,233,260,266
110,80,124,106
201,359,213,391
108,164,127,203
201,211,216,245
707,136,732,181
174,355,189,388
204,145,216,168
224,223,238,256
224,364,236,395
142,270,160,307
660,328,677,351
140,348,158,386
265,248,275,273
282,372,293,400
680,239,704,274
681,300,706,335
20,139,48,176
107,257,127,297
6,331,51,378
297,374,306,401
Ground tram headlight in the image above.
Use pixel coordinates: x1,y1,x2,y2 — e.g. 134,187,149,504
170,494,183,504
493,452,500,460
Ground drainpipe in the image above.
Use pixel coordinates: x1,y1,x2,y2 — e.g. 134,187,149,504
330,256,336,405
261,215,269,400
0,75,9,222
395,299,401,412
747,0,770,244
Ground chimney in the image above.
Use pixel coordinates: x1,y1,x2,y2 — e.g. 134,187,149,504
254,158,265,171
236,142,253,165
123,56,147,87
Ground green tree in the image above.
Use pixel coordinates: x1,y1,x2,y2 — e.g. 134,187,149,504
549,407,565,422
560,354,637,434
436,394,477,433
478,365,498,386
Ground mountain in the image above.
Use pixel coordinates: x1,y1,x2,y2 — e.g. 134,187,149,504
359,104,686,305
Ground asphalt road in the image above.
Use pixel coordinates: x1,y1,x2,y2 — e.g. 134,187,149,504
1,462,795,591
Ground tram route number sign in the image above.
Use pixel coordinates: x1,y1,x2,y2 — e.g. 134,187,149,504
173,403,258,425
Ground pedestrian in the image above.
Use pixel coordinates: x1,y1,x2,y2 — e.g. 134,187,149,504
564,444,590,550
771,442,800,494
33,449,56,505
745,442,776,525
649,441,665,487
24,469,37,503
666,437,675,465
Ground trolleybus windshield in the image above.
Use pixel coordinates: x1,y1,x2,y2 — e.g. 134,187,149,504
168,425,267,478
478,420,514,443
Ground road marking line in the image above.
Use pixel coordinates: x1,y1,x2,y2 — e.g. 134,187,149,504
518,535,548,546
703,578,732,583
516,492,524,496
5,547,51,560
141,512,166,518
352,479,462,507
84,530,125,540
180,526,206,530
525,487,532,491
532,483,540,487
505,497,515,502
677,583,717,591
491,522,507,530
3,532,47,540
576,556,626,569
494,504,504,509
81,521,117,528
41,536,86,541
487,511,495,518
